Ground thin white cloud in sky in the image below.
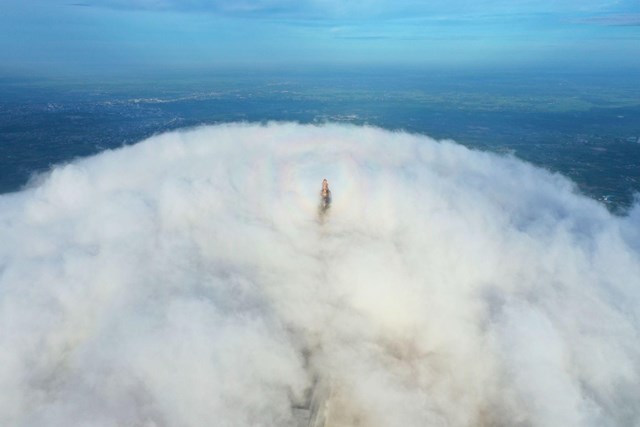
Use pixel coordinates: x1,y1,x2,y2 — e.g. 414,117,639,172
2,0,638,72
0,123,639,426
64,0,632,17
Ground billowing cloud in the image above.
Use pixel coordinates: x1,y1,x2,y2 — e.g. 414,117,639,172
1,122,639,426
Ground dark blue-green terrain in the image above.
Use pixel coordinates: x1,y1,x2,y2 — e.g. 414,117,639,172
1,68,639,213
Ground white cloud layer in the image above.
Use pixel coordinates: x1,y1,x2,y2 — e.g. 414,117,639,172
1,122,639,426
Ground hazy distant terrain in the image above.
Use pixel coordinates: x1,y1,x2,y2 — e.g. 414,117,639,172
1,69,639,212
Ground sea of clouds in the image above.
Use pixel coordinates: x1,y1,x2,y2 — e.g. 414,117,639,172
1,122,639,426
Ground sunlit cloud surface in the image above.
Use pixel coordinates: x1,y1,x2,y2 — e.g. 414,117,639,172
1,123,639,426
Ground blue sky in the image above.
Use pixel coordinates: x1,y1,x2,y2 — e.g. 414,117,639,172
1,0,639,76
